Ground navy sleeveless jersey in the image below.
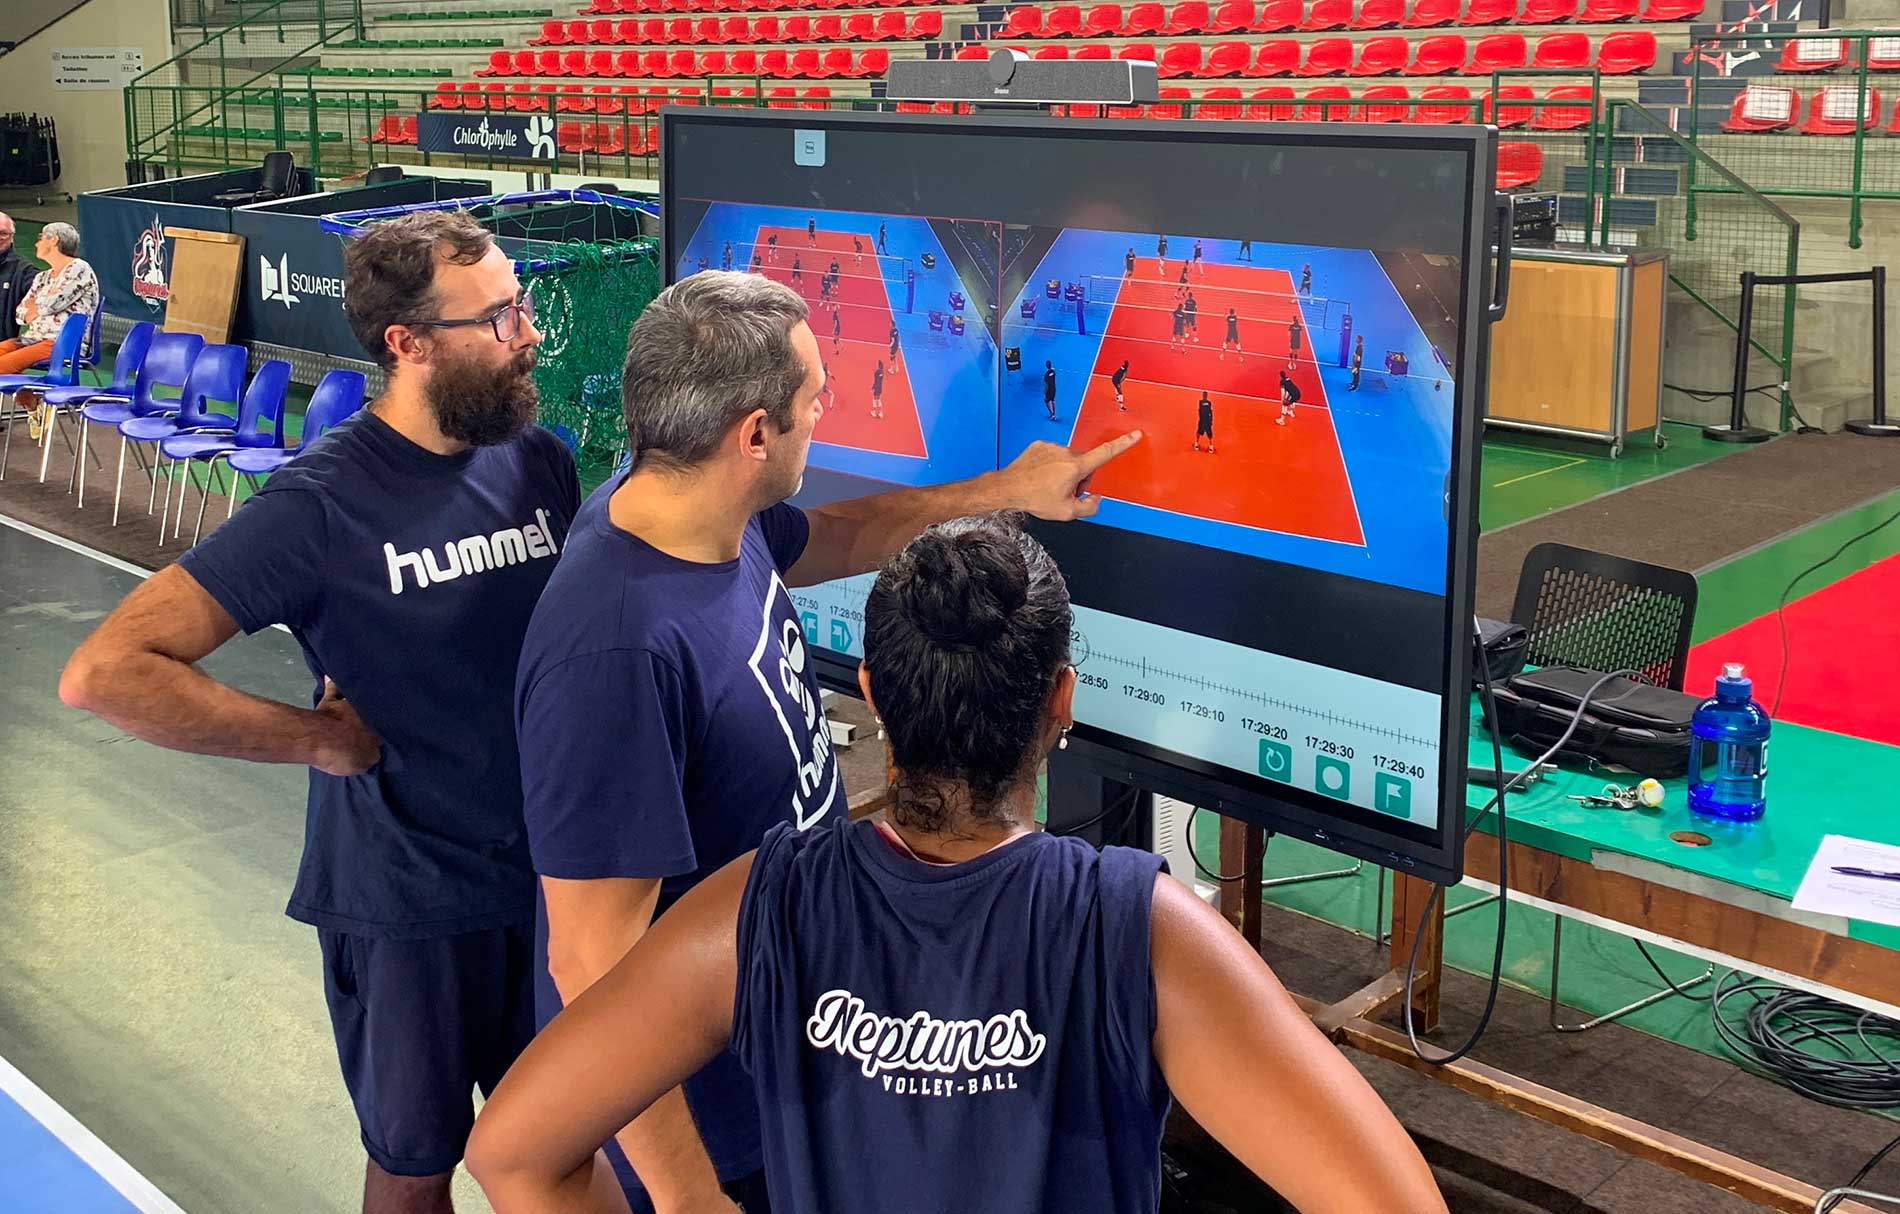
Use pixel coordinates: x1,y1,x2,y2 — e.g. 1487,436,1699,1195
732,819,1172,1214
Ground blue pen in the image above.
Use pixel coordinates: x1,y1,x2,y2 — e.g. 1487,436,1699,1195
1832,867,1900,882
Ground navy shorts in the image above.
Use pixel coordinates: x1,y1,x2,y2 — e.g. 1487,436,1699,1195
319,924,535,1177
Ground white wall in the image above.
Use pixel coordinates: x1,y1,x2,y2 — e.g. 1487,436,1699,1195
1,0,88,46
0,0,175,197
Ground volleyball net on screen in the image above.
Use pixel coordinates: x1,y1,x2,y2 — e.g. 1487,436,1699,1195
1080,274,1350,332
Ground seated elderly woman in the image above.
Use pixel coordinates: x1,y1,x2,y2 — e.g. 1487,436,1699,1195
4,221,100,437
465,515,1447,1214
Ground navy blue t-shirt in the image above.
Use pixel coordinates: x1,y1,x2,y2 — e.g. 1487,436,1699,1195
733,820,1173,1214
177,411,580,938
514,477,844,1200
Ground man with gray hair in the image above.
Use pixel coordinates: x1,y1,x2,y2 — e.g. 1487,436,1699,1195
514,270,1140,1213
0,211,40,344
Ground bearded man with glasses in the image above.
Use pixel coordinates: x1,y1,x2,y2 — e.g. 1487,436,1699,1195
59,210,581,1214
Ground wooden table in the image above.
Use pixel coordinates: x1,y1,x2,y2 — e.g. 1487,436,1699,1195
1219,707,1900,1213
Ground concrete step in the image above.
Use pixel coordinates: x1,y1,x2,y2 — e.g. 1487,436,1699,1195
1794,385,1865,432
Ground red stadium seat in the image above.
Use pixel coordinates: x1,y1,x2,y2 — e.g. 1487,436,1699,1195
1518,0,1576,21
1204,40,1253,74
458,81,486,107
1247,38,1301,74
1359,83,1410,120
1530,82,1594,128
475,51,513,76
1004,5,1046,35
1866,35,1900,70
692,17,719,41
591,84,623,113
1802,85,1880,134
815,15,843,40
1468,33,1527,72
555,85,588,112
1777,36,1846,73
698,49,729,72
762,48,793,75
1047,4,1086,34
906,10,942,36
1532,32,1589,67
953,44,990,59
1495,141,1541,188
819,47,854,74
1252,0,1301,29
1035,43,1070,57
666,17,693,42
1596,30,1655,72
1352,0,1404,27
1484,84,1534,126
1209,0,1254,32
535,49,566,74
854,48,891,74
728,48,758,72
615,19,641,41
780,15,810,40
751,15,780,39
895,100,932,112
428,81,460,109
1458,0,1517,23
1122,2,1167,33
868,11,903,38
481,81,509,107
792,48,824,75
1351,36,1410,74
1303,0,1352,29
1406,0,1459,23
566,20,591,42
1412,82,1473,120
666,47,696,74
1637,0,1701,17
558,121,587,153
766,86,798,109
844,13,875,39
1890,97,1900,134
503,84,532,113
801,85,832,109
1297,36,1354,74
1084,3,1125,34
1159,41,1204,75
1075,42,1113,56
1247,84,1297,118
1120,40,1159,61
640,18,667,43
529,20,566,45
1151,86,1190,118
1405,33,1466,73
558,49,589,75
1579,0,1636,18
1164,1,1211,33
610,50,642,76
1199,85,1245,116
1298,84,1354,119
717,16,745,41
585,49,615,74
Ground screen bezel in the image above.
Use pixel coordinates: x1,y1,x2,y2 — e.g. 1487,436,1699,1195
659,107,1495,885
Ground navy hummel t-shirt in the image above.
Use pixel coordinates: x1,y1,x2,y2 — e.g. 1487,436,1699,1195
177,411,580,937
514,476,844,1202
733,819,1173,1214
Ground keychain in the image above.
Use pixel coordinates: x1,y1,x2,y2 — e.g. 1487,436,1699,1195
1569,778,1665,810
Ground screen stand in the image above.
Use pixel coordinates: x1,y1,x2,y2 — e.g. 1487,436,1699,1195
1044,747,1150,850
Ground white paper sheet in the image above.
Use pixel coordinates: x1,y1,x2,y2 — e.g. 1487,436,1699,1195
1792,835,1900,928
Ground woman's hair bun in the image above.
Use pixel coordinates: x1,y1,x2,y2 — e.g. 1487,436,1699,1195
898,526,1030,651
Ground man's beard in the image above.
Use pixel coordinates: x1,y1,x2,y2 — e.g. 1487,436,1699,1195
424,346,539,446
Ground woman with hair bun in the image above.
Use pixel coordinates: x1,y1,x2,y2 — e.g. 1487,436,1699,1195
468,517,1445,1214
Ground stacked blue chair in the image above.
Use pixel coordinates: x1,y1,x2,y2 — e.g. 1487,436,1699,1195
224,369,367,518
41,321,155,498
0,311,90,479
96,332,205,523
118,343,245,542
159,359,291,546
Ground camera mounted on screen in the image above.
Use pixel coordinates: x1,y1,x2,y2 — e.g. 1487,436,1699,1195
886,50,1160,107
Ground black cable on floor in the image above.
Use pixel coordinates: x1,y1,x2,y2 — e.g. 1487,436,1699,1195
1821,1131,1900,1214
1633,939,1712,1003
1710,971,1900,1110
1771,504,1900,716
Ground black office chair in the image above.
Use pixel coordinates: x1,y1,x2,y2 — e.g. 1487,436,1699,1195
212,151,297,208
363,164,405,186
1506,542,1710,1030
1510,542,1698,691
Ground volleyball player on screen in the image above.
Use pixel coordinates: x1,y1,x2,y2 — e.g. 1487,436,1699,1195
722,241,733,272
1183,290,1199,342
766,233,779,263
1125,248,1136,277
1111,359,1130,410
853,236,864,267
1300,263,1312,295
1219,307,1242,362
1044,360,1058,422
1238,237,1252,262
808,216,817,246
1288,314,1303,362
749,253,762,275
832,306,843,355
888,322,901,369
1175,262,1190,298
1157,233,1168,261
872,359,886,419
1170,302,1186,354
1195,391,1216,454
1278,369,1300,426
696,255,709,275
877,221,888,255
1192,239,1204,277
1350,334,1364,391
792,253,803,286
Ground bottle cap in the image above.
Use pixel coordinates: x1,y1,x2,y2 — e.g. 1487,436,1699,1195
1715,662,1753,700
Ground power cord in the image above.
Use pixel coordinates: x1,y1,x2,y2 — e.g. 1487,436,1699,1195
1633,939,1712,1002
1771,503,1900,715
1402,652,1644,1065
1185,804,1246,883
1709,972,1900,1110
1052,784,1143,841
1821,1132,1900,1214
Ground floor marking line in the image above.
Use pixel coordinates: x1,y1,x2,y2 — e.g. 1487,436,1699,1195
1491,457,1587,488
0,1052,191,1214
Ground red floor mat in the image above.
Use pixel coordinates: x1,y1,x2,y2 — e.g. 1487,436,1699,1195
1684,553,1900,745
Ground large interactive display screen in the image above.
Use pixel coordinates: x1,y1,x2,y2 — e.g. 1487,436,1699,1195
662,110,1499,883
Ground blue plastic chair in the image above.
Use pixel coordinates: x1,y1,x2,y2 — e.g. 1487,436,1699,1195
97,332,205,523
118,343,246,543
0,311,90,480
225,369,366,515
43,321,155,497
161,359,291,545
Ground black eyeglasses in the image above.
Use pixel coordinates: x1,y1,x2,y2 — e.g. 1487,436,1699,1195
413,292,536,342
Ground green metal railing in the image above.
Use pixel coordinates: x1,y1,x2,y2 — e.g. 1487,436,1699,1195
1689,29,1900,249
1609,99,1800,429
126,0,365,176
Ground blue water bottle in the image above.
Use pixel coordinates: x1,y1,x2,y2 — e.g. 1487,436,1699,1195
1687,663,1771,823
